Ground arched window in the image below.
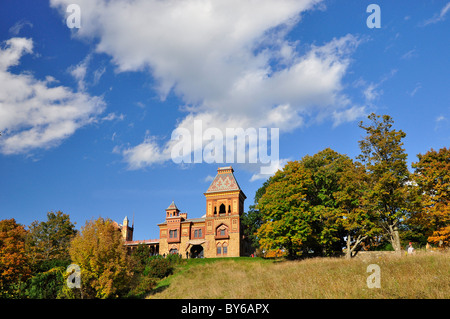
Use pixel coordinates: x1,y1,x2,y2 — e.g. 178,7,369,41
219,204,226,215
215,224,229,239
222,242,228,255
216,243,222,255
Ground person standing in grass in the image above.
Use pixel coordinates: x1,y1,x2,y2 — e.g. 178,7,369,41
407,242,415,255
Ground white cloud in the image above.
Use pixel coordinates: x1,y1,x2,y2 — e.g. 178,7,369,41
101,112,125,122
121,137,170,169
249,158,289,182
422,2,450,26
0,37,106,155
436,115,446,122
332,106,367,128
50,0,361,175
68,54,91,91
363,83,381,102
401,48,417,60
8,20,33,35
409,82,422,97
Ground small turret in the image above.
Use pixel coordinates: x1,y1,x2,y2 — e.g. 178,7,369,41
121,215,133,241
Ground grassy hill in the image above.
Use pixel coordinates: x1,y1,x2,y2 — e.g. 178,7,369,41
147,252,449,299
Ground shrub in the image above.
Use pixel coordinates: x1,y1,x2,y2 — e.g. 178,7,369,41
143,256,174,279
126,275,157,298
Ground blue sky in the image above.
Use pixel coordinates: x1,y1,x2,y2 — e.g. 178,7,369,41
0,0,449,240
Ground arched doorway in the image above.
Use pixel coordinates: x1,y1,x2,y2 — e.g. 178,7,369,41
190,245,204,258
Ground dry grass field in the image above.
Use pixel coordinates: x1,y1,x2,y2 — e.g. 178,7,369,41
148,251,449,299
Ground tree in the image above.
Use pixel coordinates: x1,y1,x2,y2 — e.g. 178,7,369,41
256,148,356,258
26,211,77,269
411,147,450,247
257,160,315,258
69,217,134,298
131,243,151,273
299,148,352,255
334,160,380,258
25,259,69,299
241,180,269,253
0,219,31,298
358,113,410,253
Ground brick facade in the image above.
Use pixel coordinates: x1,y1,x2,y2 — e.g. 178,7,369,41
120,166,252,258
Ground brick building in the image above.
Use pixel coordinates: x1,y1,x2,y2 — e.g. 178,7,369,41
118,166,252,258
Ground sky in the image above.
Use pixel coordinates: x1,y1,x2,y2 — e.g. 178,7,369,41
0,0,449,240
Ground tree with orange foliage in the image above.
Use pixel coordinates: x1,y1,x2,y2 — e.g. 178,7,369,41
412,147,450,248
0,219,31,298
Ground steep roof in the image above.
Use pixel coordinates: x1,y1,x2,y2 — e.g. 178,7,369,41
166,200,179,211
205,166,242,194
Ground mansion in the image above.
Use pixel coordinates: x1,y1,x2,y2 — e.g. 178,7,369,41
116,166,252,258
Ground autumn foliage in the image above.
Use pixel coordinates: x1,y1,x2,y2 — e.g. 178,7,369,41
0,219,31,298
254,113,450,257
69,217,134,298
412,147,450,247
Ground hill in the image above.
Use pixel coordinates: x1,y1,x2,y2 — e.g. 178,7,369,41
147,252,449,299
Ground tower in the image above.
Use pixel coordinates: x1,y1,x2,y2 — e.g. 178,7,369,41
121,216,134,241
166,201,180,218
204,166,246,257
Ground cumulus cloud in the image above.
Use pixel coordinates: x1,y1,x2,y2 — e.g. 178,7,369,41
0,37,105,155
50,0,362,175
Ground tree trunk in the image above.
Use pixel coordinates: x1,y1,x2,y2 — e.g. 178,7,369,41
346,235,351,259
388,224,402,255
346,233,367,259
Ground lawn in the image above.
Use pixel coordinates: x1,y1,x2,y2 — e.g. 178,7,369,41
147,252,449,299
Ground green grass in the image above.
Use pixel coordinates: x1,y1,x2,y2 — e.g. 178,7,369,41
147,252,450,299
151,257,270,295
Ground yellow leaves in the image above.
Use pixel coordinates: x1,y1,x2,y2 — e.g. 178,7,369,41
412,147,450,244
69,217,133,298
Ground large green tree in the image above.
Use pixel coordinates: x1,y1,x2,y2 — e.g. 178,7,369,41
241,180,270,253
257,160,315,258
334,159,380,258
26,211,77,268
357,113,411,253
257,148,356,258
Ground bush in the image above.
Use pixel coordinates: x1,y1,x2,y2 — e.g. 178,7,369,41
25,259,70,299
26,267,65,299
143,256,174,279
166,253,183,265
126,275,157,298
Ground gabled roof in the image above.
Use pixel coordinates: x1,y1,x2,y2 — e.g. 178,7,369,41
205,166,242,194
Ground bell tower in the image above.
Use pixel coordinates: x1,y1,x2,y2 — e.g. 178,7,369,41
121,216,134,241
204,166,246,257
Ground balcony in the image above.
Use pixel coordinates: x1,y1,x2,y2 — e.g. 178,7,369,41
215,229,229,240
167,237,180,243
